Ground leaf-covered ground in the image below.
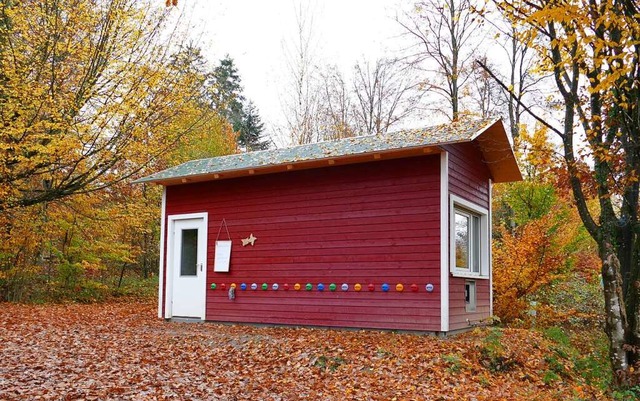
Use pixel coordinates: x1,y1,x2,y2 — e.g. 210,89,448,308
0,301,605,400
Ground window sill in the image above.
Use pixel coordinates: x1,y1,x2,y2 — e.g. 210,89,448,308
450,271,490,280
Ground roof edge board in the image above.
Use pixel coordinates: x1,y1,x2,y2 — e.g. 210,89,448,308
468,117,502,141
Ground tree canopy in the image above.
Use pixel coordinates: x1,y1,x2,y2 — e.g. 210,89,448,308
0,0,219,211
493,0,640,381
0,0,237,302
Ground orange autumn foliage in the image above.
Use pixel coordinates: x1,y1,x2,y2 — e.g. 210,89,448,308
493,123,601,324
493,217,567,323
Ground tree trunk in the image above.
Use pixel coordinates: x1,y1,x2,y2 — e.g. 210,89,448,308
142,232,149,279
117,263,127,289
628,237,640,369
602,246,629,381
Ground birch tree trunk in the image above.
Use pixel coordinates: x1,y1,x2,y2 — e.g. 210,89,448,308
602,246,629,382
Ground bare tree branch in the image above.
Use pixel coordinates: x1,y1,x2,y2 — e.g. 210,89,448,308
475,59,564,138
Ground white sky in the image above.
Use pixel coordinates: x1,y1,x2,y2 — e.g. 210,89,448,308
175,0,408,145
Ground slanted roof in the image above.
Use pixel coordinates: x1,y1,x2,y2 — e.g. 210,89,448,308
134,118,522,186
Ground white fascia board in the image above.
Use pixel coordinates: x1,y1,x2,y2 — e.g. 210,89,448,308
440,152,450,333
158,187,166,319
489,179,493,317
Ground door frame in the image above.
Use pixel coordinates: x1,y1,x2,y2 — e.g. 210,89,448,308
164,212,208,319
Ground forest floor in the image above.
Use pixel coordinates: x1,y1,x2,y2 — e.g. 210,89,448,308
0,301,609,400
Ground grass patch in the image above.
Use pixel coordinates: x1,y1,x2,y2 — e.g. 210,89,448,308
542,325,613,393
442,353,462,373
110,275,158,300
479,328,518,372
613,386,640,401
313,355,347,372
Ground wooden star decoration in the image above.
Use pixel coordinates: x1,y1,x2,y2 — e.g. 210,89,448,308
241,233,257,247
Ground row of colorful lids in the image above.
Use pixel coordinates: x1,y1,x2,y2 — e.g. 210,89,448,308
211,282,436,292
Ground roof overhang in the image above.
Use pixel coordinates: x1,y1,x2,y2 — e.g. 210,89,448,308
471,119,523,183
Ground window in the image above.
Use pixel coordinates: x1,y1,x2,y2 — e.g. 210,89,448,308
454,210,480,273
450,195,489,278
180,229,198,276
465,280,476,312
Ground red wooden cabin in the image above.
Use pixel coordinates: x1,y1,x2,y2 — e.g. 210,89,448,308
135,119,521,333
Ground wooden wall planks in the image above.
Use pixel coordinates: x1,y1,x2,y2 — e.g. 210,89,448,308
445,142,493,330
166,155,443,331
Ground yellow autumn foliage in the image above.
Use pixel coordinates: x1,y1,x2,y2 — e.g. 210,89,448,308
494,0,640,196
0,0,233,211
0,0,237,301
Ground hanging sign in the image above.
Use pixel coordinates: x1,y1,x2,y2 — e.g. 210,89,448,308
214,219,232,272
214,240,232,272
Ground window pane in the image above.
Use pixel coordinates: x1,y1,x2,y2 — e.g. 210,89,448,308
180,229,198,276
465,280,476,312
455,212,469,269
472,215,480,273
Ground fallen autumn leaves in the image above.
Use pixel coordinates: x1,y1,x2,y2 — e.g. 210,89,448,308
0,301,604,400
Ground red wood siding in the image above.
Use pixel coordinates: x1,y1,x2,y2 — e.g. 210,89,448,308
445,143,490,210
165,156,442,331
449,277,490,327
444,143,493,330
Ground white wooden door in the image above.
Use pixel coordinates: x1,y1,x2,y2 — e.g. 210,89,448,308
170,217,207,319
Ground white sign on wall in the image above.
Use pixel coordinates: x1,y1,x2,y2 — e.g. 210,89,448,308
214,240,232,272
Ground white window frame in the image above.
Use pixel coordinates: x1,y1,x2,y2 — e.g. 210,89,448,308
450,195,489,279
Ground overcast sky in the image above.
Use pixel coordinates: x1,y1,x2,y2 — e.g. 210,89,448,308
174,0,408,146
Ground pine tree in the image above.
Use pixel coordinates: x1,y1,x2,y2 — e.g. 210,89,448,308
237,102,269,151
209,56,269,151
209,56,244,125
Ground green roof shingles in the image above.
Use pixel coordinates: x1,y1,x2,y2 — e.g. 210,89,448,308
134,118,498,184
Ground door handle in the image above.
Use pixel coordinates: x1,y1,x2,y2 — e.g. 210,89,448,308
198,263,203,272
